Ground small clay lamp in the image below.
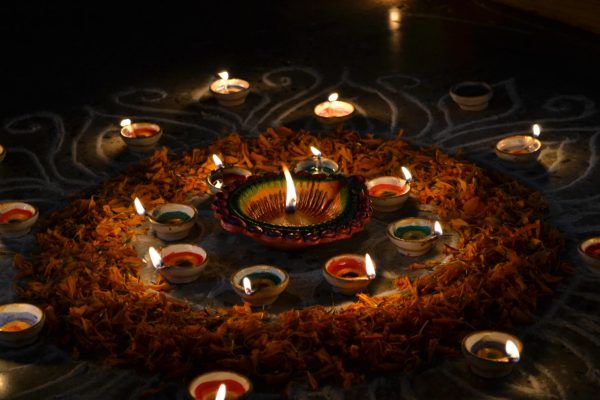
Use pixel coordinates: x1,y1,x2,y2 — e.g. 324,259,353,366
578,236,600,272
206,154,252,194
387,218,443,256
0,201,39,238
188,371,252,400
119,119,162,151
0,303,45,348
231,265,289,306
462,331,522,378
367,166,412,212
149,244,208,284
449,81,493,111
314,92,355,125
323,253,376,295
134,197,197,241
495,124,543,165
209,71,250,107
294,146,340,175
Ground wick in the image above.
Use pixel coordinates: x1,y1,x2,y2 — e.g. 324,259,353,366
315,154,322,172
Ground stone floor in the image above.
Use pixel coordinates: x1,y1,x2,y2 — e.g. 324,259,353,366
1,1,600,398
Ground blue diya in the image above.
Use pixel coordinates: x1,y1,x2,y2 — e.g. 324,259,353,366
212,172,371,250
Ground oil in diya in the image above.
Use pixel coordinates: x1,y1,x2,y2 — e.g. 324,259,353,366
495,124,542,164
294,146,340,175
0,303,45,348
206,154,252,194
119,119,162,151
323,253,376,295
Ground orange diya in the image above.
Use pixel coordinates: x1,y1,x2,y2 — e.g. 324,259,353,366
323,253,376,295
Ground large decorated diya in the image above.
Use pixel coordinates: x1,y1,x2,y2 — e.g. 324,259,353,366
149,244,208,284
207,154,252,194
119,119,162,151
462,331,522,378
495,124,542,164
367,166,412,212
212,171,371,249
231,265,289,306
0,202,39,237
323,253,376,295
387,217,443,256
0,303,45,348
578,236,600,272
188,370,252,400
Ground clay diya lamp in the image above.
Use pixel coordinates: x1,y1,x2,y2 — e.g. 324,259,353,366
0,201,39,238
367,166,412,212
495,124,543,165
149,244,208,284
207,154,252,194
387,218,442,256
119,119,162,151
462,331,522,378
212,165,371,250
209,71,250,107
0,303,45,348
314,92,355,125
323,253,376,295
578,236,600,272
0,144,5,163
188,371,252,400
449,81,493,111
231,265,289,306
294,146,340,175
134,198,198,241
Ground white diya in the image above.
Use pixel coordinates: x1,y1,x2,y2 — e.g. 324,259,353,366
231,265,289,306
149,244,208,284
449,81,493,111
0,303,45,348
462,331,522,378
367,166,412,212
314,93,355,124
495,124,542,164
0,201,39,238
387,218,443,256
209,71,250,107
119,119,162,151
134,198,198,241
188,370,252,400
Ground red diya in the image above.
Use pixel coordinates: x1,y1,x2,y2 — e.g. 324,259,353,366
578,236,600,272
119,119,162,151
149,244,208,284
322,253,376,295
366,167,412,212
207,154,252,194
0,202,39,237
188,371,252,400
211,169,371,250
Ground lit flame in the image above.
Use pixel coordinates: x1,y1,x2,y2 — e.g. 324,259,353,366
365,253,376,280
532,123,541,138
215,383,227,400
505,340,520,361
328,92,339,102
214,180,223,189
212,154,224,169
217,71,229,81
134,197,146,216
120,119,132,128
148,247,163,269
310,146,322,158
282,164,297,212
401,166,412,183
243,277,253,295
434,221,443,236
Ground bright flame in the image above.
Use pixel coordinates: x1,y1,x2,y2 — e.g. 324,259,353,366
134,197,146,216
434,221,443,236
217,71,229,81
532,124,541,138
310,146,322,158
401,166,412,182
212,154,224,169
148,247,163,269
505,340,520,361
214,180,223,189
243,277,253,295
282,164,297,212
328,92,339,102
120,119,132,128
365,253,376,280
215,383,227,400
388,7,402,26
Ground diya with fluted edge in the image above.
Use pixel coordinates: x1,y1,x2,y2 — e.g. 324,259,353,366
207,154,252,194
387,218,443,256
495,123,542,165
0,201,39,238
148,244,208,284
0,303,45,348
367,166,412,212
294,146,340,175
134,198,197,241
231,265,289,306
462,331,522,378
578,236,600,272
188,370,252,400
323,253,376,295
119,119,162,151
209,71,251,107
212,165,371,250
